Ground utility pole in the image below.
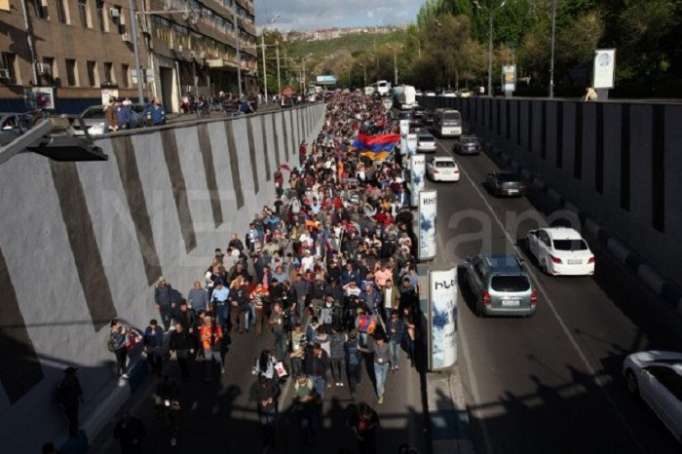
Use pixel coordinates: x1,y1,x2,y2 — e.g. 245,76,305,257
234,12,242,99
128,0,145,104
393,50,398,86
549,0,557,98
363,65,367,87
487,10,493,97
261,32,268,102
276,44,281,95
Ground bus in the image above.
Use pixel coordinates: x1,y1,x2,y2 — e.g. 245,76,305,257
432,109,462,137
392,85,417,110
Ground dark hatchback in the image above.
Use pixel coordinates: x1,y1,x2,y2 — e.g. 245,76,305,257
453,135,481,155
485,171,527,197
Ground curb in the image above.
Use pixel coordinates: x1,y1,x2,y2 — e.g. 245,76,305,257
477,132,682,313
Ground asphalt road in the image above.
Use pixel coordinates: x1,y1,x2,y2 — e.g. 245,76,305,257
426,133,682,454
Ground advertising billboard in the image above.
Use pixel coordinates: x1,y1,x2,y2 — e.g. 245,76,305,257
429,267,457,370
593,49,616,89
502,64,516,92
410,154,425,207
429,267,458,370
418,191,437,261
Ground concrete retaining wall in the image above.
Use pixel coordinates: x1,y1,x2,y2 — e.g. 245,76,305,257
0,103,326,453
420,96,682,288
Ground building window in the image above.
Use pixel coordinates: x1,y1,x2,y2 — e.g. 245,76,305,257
121,64,129,87
28,0,48,18
103,62,115,84
40,56,56,83
56,0,69,24
65,58,78,86
78,0,91,28
86,60,97,86
1,53,18,84
95,0,107,31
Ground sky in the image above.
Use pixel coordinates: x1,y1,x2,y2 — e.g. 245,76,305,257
255,0,426,32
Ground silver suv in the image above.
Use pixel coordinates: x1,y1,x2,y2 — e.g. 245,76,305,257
463,255,537,317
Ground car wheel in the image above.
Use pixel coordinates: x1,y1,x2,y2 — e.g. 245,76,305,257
625,370,639,397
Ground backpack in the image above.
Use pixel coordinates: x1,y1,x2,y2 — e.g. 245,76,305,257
106,337,115,352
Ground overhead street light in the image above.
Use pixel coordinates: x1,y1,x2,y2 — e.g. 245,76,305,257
474,0,507,97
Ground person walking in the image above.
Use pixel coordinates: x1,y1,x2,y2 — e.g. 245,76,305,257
386,310,405,371
169,321,194,382
187,280,209,313
345,331,363,399
211,281,230,331
306,342,330,399
56,367,83,438
370,336,390,404
143,319,164,377
110,320,129,379
154,277,175,331
143,97,166,126
255,374,278,450
199,315,224,381
329,327,347,387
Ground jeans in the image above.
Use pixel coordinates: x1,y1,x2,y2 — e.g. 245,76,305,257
348,361,361,393
330,357,346,384
254,307,269,335
204,349,223,379
215,303,229,330
374,361,389,398
249,305,256,328
158,305,173,331
312,375,326,399
273,331,287,361
358,332,368,349
115,347,128,376
388,340,401,368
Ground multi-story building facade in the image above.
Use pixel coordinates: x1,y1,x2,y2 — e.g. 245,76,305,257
0,0,257,113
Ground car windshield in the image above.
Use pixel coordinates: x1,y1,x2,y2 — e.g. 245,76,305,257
553,239,588,251
461,136,478,144
81,107,106,119
435,161,456,167
419,134,433,140
491,275,530,292
497,173,522,182
442,112,461,122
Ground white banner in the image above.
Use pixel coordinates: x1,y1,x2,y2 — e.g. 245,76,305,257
418,191,437,261
400,119,410,137
430,267,458,370
400,136,408,156
593,49,616,89
410,154,425,207
407,133,418,156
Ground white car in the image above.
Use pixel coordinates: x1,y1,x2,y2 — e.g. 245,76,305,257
526,227,595,276
426,91,436,97
623,351,682,443
442,91,456,98
417,132,437,153
427,157,460,182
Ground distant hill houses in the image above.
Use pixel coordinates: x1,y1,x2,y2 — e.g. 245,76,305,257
284,25,407,42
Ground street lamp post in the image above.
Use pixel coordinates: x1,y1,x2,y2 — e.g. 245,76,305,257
234,12,243,100
549,0,558,98
128,0,145,104
475,0,506,97
276,44,281,95
261,33,268,102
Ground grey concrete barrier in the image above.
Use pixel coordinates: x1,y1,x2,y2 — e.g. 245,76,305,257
606,238,632,265
584,218,602,239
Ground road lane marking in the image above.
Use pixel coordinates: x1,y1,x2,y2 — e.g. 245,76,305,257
435,140,646,454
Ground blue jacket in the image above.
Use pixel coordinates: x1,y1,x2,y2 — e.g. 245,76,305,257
144,326,164,348
144,103,166,125
116,105,131,128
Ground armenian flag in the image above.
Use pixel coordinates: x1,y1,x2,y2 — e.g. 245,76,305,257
352,132,401,152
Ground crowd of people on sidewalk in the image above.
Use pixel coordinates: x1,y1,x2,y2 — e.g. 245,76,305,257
101,91,422,453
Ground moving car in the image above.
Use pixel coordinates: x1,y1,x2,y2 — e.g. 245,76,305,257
425,91,436,97
417,132,437,153
426,156,460,182
442,90,456,98
485,171,527,197
453,135,481,155
526,227,595,276
0,112,34,146
74,104,146,136
458,89,472,98
463,254,537,317
623,351,682,443
432,109,462,137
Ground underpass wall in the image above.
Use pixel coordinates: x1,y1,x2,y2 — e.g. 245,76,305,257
419,96,682,290
0,103,326,453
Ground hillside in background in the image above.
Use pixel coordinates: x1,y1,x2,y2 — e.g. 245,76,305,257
285,30,407,61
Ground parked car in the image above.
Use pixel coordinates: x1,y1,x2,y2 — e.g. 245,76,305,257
426,156,460,182
0,112,34,146
453,135,481,155
442,90,456,98
526,227,595,276
463,254,537,317
458,89,472,98
417,131,437,153
486,171,527,197
425,91,436,97
623,351,682,443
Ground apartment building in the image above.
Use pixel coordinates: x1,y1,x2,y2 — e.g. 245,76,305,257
0,0,257,113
